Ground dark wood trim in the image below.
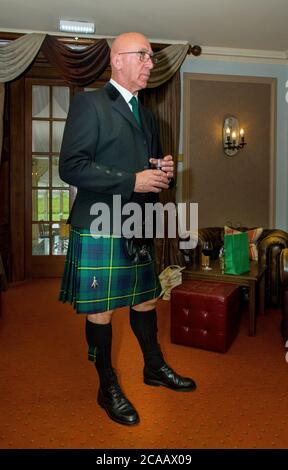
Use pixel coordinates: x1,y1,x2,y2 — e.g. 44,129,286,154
9,77,26,281
24,78,67,277
0,31,103,45
0,31,169,50
0,32,23,41
24,79,32,278
0,89,11,279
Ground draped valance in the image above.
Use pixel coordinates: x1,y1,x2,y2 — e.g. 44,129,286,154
0,33,190,85
0,33,46,82
0,32,192,161
40,35,110,86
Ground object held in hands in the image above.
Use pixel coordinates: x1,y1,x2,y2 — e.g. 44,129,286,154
150,158,162,170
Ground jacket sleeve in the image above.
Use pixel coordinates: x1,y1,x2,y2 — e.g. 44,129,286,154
151,111,175,190
59,92,136,200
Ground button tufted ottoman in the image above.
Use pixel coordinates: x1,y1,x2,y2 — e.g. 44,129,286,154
170,280,241,353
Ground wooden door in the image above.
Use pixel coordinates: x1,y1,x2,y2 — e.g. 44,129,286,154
25,79,73,276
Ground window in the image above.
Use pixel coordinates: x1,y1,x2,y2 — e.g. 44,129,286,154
31,85,70,256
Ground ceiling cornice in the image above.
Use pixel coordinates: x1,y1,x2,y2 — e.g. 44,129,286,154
197,46,288,64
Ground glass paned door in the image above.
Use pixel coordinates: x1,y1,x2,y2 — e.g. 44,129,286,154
31,84,71,261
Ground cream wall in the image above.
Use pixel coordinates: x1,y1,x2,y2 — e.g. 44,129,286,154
182,75,273,228
177,57,288,231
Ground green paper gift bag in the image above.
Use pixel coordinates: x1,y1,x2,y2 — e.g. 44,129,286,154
224,232,250,275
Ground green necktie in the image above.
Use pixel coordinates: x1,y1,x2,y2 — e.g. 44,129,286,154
129,96,141,127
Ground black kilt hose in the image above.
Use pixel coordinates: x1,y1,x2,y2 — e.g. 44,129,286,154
59,228,161,314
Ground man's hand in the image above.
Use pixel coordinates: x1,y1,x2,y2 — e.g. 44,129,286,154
149,155,174,179
134,169,170,193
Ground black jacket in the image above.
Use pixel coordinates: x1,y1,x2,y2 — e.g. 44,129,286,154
59,82,163,230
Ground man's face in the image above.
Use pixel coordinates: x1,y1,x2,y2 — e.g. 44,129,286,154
117,38,154,93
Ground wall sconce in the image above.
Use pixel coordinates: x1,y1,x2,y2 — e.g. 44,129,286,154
223,116,247,156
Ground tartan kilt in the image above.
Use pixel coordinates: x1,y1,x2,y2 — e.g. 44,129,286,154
59,227,161,314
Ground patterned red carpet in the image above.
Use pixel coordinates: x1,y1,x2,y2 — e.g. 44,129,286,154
0,279,288,449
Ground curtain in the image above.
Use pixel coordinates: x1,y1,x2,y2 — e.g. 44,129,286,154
148,44,189,88
0,33,46,163
141,70,185,272
41,35,110,86
0,33,46,83
0,83,4,164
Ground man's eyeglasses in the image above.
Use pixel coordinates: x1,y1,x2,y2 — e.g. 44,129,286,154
118,50,158,65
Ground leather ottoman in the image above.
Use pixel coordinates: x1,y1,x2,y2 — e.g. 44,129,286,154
170,280,241,353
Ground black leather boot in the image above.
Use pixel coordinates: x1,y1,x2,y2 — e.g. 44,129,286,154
85,319,139,425
98,370,139,426
143,363,197,391
130,308,197,392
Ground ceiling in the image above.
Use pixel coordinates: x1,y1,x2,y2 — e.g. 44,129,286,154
1,0,288,54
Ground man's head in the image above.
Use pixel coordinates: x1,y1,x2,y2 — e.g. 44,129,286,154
110,32,154,94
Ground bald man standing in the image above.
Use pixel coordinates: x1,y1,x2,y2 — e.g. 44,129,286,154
59,32,196,426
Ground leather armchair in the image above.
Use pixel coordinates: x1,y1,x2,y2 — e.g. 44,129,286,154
280,248,288,341
181,227,288,307
258,230,288,306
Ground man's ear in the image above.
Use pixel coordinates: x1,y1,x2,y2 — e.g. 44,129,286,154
111,54,122,71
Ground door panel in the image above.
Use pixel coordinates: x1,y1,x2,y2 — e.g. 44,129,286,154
25,80,71,276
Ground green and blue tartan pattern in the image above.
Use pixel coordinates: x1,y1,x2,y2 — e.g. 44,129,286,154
59,228,161,313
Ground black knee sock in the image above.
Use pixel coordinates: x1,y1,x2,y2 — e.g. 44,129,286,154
85,318,114,387
130,307,165,369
